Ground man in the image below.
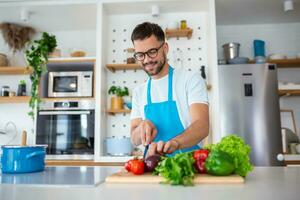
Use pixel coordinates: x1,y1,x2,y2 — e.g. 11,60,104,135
130,22,209,157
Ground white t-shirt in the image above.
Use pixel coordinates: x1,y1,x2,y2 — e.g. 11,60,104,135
130,67,208,129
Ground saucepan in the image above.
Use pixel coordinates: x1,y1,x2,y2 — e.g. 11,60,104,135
0,131,47,173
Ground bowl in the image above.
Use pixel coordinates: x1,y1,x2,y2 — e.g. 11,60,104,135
167,22,179,29
228,57,249,64
125,102,132,110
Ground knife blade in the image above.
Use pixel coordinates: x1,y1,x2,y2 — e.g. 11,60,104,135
143,144,149,159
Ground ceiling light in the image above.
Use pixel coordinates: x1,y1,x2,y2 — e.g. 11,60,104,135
151,5,159,17
284,0,294,12
20,8,30,22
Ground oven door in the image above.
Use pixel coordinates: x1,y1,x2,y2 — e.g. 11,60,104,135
36,110,95,156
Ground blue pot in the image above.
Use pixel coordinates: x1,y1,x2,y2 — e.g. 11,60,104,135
1,145,47,173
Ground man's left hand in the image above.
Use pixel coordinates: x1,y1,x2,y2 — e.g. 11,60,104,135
147,140,180,156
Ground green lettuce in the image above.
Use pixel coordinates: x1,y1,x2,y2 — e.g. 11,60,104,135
205,135,253,177
154,152,195,186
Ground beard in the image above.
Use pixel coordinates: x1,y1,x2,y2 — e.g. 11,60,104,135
142,53,166,76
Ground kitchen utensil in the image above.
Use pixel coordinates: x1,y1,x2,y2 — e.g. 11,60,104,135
106,172,244,184
228,57,249,64
268,54,287,60
222,42,240,60
253,40,265,57
0,53,8,66
167,21,179,29
105,136,132,156
1,130,47,173
143,145,149,159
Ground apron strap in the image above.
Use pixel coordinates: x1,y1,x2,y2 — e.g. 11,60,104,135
146,66,174,104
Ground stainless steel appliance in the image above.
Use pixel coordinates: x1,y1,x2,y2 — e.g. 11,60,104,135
48,71,93,97
36,100,95,157
218,63,282,166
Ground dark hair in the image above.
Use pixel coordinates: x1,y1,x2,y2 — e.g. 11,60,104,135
131,22,165,43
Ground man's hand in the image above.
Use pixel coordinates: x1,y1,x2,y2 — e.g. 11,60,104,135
139,120,157,145
148,140,180,156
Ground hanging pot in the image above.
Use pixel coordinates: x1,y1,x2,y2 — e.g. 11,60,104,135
110,96,124,110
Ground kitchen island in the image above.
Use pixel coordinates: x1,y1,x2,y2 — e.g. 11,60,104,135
1,167,300,200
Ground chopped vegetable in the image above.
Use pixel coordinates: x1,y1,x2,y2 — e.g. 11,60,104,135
154,152,195,186
130,159,145,175
205,135,253,177
193,149,209,161
124,159,134,172
205,150,235,176
194,159,206,174
144,154,161,172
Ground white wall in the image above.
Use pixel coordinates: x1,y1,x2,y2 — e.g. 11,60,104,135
217,22,300,138
0,29,96,145
216,22,300,59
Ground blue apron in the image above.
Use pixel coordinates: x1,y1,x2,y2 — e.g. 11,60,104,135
144,66,199,156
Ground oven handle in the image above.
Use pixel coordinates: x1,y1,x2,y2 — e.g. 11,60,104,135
39,111,91,115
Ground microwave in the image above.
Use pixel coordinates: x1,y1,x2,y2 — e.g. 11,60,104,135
48,71,93,97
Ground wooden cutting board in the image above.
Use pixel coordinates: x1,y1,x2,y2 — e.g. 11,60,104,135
105,171,244,184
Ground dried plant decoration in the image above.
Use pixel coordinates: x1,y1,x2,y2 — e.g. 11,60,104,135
0,22,36,52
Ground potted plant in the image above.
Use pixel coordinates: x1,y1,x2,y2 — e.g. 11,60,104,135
108,86,129,110
17,80,27,96
25,32,57,119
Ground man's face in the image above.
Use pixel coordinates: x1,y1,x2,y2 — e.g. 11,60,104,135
133,35,168,77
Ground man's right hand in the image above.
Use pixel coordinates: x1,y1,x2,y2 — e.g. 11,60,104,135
138,120,157,146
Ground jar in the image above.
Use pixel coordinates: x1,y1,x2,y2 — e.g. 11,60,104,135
126,48,136,64
180,20,187,29
1,86,10,96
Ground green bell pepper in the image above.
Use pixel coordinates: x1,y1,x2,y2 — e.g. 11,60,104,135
205,150,235,176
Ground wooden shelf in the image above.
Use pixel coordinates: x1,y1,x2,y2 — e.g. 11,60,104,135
0,96,30,103
279,89,300,96
41,97,95,101
0,67,32,75
269,58,300,68
165,28,193,39
106,63,140,72
107,109,131,115
248,58,300,68
48,57,96,63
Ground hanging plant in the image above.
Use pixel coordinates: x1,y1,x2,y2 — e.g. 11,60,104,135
25,32,57,119
0,22,35,52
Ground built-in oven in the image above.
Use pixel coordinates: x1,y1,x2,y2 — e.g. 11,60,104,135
48,71,93,97
36,100,95,159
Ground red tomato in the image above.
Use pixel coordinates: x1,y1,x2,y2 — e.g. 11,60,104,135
124,159,133,172
193,149,209,161
130,159,145,175
194,159,206,174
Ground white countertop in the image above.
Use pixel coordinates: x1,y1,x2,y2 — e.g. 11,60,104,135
1,167,300,200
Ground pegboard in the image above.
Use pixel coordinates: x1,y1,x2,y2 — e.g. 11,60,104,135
105,12,209,138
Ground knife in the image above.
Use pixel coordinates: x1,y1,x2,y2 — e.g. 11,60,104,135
143,144,149,159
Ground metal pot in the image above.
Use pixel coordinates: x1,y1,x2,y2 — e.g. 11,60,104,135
0,130,47,174
222,42,240,60
1,145,47,173
105,136,132,156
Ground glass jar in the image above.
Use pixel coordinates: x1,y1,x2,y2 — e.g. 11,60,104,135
126,48,136,64
1,86,10,96
180,20,187,29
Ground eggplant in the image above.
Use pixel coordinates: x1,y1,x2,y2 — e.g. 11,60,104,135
144,154,161,172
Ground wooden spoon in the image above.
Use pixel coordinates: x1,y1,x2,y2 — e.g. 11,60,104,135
21,130,27,146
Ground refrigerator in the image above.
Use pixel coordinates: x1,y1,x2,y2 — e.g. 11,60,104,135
218,63,282,166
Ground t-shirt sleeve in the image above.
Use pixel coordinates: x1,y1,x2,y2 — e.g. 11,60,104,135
187,72,209,106
130,87,142,120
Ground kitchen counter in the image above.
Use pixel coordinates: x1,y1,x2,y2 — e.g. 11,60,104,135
1,167,300,200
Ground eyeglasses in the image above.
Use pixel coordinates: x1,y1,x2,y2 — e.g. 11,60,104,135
133,42,164,61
